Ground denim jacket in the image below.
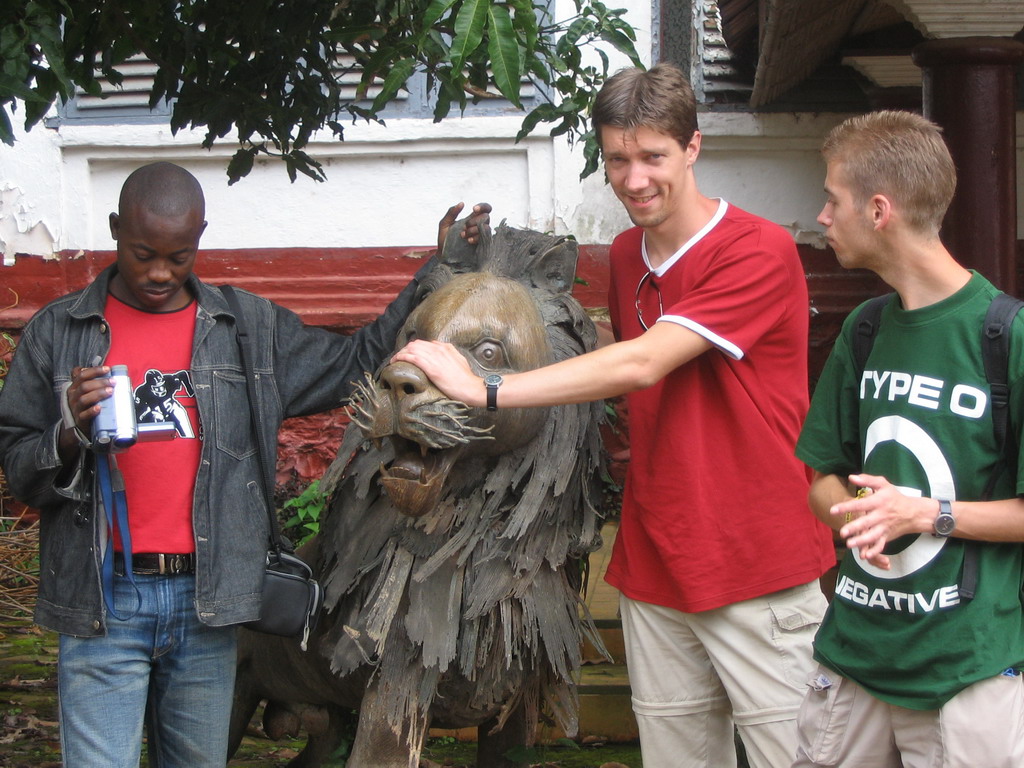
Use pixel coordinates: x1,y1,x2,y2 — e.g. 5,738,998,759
0,262,429,636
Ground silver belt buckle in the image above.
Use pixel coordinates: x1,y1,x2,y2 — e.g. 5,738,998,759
158,553,184,574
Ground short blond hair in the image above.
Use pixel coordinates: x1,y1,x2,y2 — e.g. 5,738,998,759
822,111,956,234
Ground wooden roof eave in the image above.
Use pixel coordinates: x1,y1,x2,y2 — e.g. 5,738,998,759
744,0,908,108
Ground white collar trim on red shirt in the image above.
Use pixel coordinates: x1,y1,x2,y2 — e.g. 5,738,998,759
641,198,729,277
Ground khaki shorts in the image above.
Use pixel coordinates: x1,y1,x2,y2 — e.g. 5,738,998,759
793,665,1024,768
621,581,827,768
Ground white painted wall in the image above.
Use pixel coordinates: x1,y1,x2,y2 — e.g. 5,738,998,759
1,1,1020,261
0,119,64,261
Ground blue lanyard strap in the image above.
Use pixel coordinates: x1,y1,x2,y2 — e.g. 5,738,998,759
97,454,141,621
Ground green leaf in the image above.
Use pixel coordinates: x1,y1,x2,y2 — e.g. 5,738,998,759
598,27,643,65
515,101,557,141
0,107,13,146
370,57,416,114
563,17,597,45
280,479,327,544
486,3,521,107
449,0,488,71
421,0,458,33
0,72,50,104
226,147,257,185
34,27,70,100
432,82,455,121
509,0,538,51
581,130,602,179
524,54,551,84
548,54,569,75
550,118,574,138
424,28,451,61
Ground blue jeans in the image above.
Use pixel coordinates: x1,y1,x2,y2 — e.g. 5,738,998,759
58,573,237,768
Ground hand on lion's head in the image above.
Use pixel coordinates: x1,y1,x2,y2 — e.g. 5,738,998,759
346,219,594,519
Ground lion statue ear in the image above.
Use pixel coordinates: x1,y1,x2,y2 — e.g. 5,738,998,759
439,215,492,275
440,215,578,297
483,223,579,297
525,236,579,296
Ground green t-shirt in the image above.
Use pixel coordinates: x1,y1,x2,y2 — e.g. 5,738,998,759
797,272,1024,710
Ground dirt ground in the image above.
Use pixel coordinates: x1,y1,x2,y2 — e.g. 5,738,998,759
0,618,641,768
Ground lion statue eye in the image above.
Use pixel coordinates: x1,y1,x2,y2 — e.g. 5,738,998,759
473,340,506,369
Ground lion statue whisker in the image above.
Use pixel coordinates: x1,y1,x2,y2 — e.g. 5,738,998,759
415,401,494,446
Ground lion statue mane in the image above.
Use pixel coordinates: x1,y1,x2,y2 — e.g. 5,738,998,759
230,213,607,768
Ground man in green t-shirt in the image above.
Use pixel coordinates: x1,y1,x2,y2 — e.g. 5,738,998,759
793,111,1024,767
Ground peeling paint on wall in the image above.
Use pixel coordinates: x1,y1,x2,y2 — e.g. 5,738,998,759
0,185,58,264
789,226,828,249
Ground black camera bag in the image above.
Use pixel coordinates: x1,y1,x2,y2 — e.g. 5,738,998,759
248,548,324,644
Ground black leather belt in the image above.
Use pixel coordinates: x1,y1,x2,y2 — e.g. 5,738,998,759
114,552,194,576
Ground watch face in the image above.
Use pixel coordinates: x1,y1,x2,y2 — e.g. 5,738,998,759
484,374,503,387
934,514,956,536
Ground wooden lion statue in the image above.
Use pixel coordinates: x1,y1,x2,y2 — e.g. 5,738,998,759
229,212,607,768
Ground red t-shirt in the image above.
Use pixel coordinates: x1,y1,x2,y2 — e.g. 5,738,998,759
104,294,201,554
604,201,834,612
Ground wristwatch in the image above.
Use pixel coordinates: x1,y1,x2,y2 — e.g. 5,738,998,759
484,374,503,411
933,499,956,537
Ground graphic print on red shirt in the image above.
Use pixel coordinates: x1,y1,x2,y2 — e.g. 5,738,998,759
104,292,201,554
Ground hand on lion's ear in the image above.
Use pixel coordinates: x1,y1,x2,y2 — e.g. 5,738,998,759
437,202,465,252
437,202,492,253
439,214,491,276
462,202,492,245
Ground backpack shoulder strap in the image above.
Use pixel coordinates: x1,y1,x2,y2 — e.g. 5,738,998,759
982,292,1024,456
851,293,894,372
962,292,1024,601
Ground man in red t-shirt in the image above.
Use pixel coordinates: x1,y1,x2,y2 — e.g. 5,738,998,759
395,63,833,767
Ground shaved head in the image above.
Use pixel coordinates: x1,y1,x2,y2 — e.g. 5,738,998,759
119,162,205,220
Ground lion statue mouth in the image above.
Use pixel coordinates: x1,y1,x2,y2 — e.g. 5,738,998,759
348,372,493,517
378,436,463,517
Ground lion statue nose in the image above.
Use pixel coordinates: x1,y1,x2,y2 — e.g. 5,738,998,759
380,361,430,400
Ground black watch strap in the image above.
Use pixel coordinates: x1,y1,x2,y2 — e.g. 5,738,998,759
484,374,502,411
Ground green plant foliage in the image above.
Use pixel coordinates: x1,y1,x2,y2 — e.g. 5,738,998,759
0,332,14,392
1,0,641,183
281,479,326,546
